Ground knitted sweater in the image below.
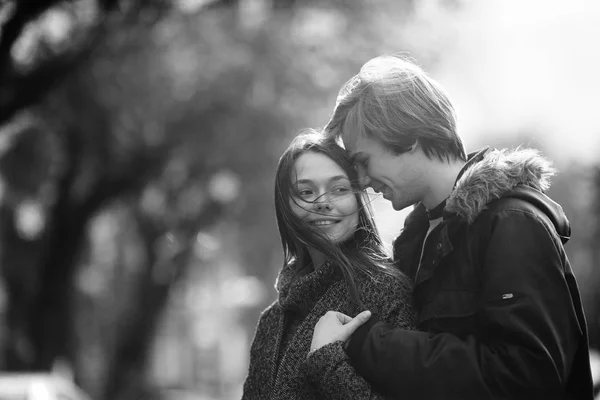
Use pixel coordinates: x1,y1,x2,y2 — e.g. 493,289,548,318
241,261,415,399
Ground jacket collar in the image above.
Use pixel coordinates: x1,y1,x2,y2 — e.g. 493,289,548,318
275,261,342,313
426,147,489,220
445,147,556,223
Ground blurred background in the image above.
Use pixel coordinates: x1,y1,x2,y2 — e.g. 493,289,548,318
0,0,599,399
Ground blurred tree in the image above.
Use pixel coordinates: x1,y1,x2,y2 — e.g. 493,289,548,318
0,0,171,374
0,2,256,399
0,0,153,125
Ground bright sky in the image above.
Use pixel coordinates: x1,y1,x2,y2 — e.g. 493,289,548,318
374,0,600,244
431,0,600,163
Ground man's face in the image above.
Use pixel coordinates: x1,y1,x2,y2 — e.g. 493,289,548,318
342,133,427,211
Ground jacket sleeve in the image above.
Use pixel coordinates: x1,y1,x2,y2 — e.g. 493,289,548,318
302,278,414,400
302,341,396,400
345,209,584,399
241,305,276,400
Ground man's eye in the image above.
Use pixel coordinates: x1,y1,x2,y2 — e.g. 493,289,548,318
354,158,368,170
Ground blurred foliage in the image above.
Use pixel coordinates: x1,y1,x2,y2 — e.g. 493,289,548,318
0,1,599,400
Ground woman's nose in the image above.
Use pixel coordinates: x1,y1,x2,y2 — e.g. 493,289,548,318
314,200,332,212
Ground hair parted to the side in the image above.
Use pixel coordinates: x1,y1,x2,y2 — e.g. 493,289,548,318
324,54,467,163
274,128,405,307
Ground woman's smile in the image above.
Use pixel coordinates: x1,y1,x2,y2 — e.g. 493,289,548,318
310,218,341,226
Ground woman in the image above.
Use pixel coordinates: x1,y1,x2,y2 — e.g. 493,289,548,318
242,130,414,400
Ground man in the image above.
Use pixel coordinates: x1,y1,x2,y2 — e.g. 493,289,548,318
306,55,593,399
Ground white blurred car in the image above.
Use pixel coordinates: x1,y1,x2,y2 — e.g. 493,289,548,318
0,373,92,400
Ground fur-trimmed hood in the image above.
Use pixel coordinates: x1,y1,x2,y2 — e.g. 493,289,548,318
445,147,570,241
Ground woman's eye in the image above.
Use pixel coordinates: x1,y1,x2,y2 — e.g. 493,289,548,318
296,189,313,197
333,186,351,194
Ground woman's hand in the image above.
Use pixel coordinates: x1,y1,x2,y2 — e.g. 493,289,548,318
310,310,372,353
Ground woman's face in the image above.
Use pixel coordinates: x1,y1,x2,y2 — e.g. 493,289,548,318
290,151,359,244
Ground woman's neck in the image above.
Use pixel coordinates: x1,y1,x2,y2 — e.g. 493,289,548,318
307,247,329,271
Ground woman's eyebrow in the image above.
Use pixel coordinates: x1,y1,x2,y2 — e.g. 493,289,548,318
293,175,349,185
330,175,350,182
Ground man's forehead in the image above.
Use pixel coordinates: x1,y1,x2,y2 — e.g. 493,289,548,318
338,113,363,150
342,131,372,158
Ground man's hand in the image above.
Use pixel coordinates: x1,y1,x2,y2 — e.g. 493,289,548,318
310,310,372,352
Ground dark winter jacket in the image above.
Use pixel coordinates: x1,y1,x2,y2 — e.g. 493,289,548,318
241,260,415,400
346,147,594,400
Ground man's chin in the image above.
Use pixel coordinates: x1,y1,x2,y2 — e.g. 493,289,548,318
390,200,410,212
389,199,401,211
384,194,408,211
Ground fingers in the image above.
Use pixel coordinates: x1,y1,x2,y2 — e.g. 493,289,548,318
323,310,371,325
332,311,353,324
343,310,372,334
312,310,372,351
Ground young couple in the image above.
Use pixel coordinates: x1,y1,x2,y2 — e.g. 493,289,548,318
242,54,594,399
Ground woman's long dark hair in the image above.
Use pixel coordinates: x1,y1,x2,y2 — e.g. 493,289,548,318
274,128,403,307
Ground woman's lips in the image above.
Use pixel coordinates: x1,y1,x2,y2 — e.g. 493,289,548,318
310,219,340,226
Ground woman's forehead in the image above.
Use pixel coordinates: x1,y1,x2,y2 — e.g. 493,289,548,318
292,152,348,182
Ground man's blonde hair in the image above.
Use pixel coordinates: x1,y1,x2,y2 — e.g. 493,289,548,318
325,54,466,162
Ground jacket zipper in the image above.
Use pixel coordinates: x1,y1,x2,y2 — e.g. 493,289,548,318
415,220,444,282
